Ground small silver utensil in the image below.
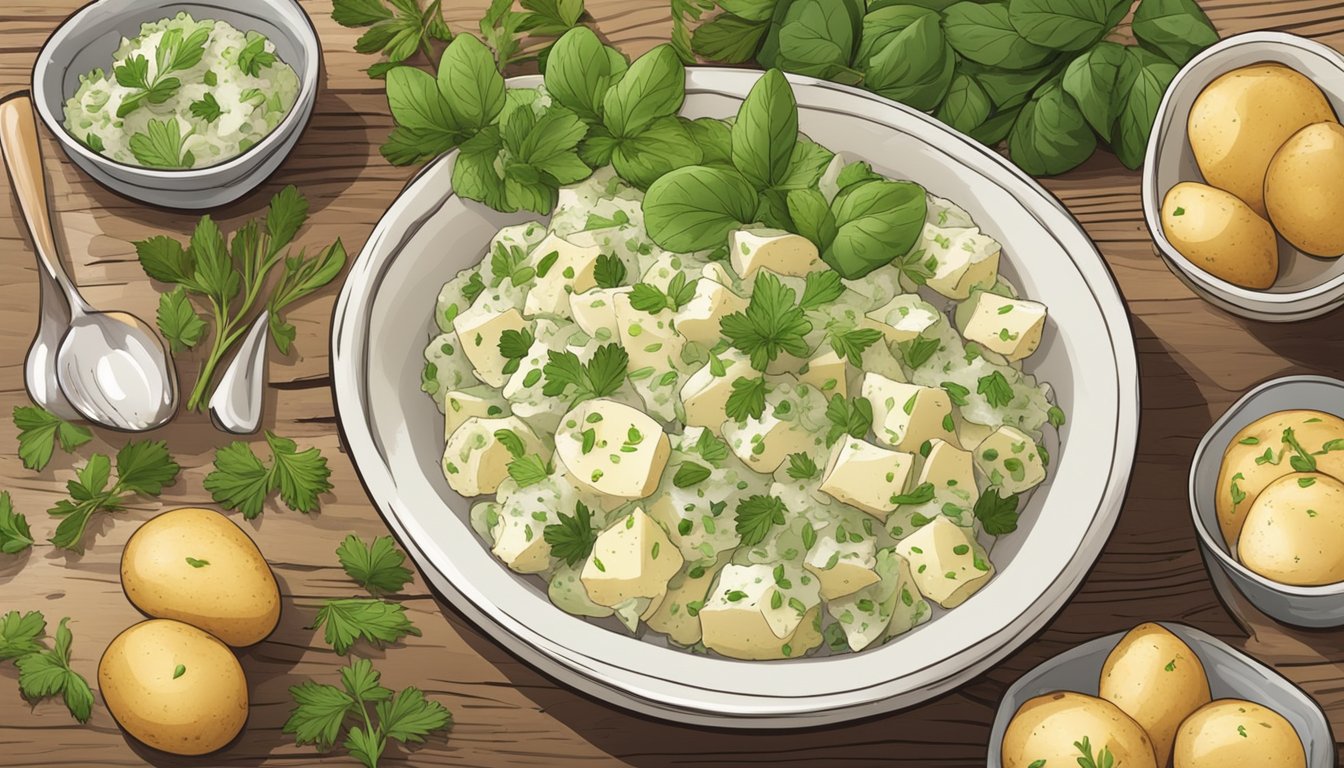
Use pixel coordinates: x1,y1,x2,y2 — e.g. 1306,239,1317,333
0,94,177,431
209,314,268,434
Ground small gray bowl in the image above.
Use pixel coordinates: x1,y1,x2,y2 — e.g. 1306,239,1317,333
1143,32,1344,322
988,622,1335,768
1190,375,1344,627
31,0,320,210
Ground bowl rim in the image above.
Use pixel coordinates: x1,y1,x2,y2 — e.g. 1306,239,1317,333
329,67,1142,726
986,621,1336,767
1188,374,1344,597
29,0,320,178
1142,30,1344,311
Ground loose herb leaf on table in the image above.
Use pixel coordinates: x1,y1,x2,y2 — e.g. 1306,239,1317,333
204,432,333,519
10,616,93,723
13,405,91,472
47,441,181,551
337,534,414,596
0,493,33,555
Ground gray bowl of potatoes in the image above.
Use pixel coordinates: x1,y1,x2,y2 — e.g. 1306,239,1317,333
1190,375,1344,628
989,622,1334,768
1143,32,1344,322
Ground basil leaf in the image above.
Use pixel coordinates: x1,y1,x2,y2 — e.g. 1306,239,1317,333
863,14,956,111
1061,41,1129,141
454,128,509,211
943,2,1054,71
603,44,685,138
613,116,702,189
385,67,461,145
685,117,734,167
937,72,992,135
544,27,626,122
437,34,506,133
718,0,779,22
779,137,834,190
1113,46,1178,170
1132,0,1219,66
759,0,862,80
966,61,1059,110
824,180,926,279
856,5,936,67
1008,79,1097,177
692,14,770,64
732,69,799,190
644,166,760,252
786,188,838,250
969,107,1021,147
1007,0,1125,53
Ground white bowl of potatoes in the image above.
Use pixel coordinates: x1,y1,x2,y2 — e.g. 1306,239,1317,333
1143,32,1344,322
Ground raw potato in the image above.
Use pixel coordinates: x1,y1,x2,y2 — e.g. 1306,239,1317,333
1238,472,1344,585
121,507,280,647
1001,691,1158,768
1173,699,1306,768
99,619,249,756
1161,182,1278,289
1215,410,1344,547
1099,623,1212,765
1187,64,1336,216
1265,122,1344,257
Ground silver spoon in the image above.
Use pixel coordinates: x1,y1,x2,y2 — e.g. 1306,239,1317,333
0,94,177,432
209,314,268,434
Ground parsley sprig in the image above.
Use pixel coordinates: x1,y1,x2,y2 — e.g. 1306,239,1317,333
824,395,873,446
828,326,883,366
48,442,180,551
114,26,210,117
203,432,333,519
735,495,787,547
974,490,1021,536
0,493,33,555
331,0,452,78
336,534,414,596
13,405,91,472
725,376,768,422
629,272,696,314
720,272,813,371
542,344,629,402
544,501,598,566
6,614,93,723
135,187,346,410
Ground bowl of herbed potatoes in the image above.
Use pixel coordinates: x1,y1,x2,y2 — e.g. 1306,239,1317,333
1144,32,1344,322
990,622,1333,768
1191,376,1344,627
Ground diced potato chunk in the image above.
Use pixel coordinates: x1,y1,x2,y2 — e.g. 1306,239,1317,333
675,274,748,346
922,225,1001,300
722,380,826,474
819,435,916,519
865,294,942,344
803,515,880,599
957,291,1047,362
895,516,993,608
443,387,508,441
612,292,687,371
974,425,1047,495
862,373,959,452
581,508,683,607
681,351,755,435
729,228,824,279
555,399,671,500
827,549,928,651
569,287,630,339
491,475,575,573
699,563,823,660
643,557,728,647
522,233,602,317
797,348,848,398
454,305,529,388
441,416,547,497
549,563,614,618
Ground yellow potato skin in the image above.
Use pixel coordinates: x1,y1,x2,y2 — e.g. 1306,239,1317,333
99,619,249,756
1099,623,1212,766
1001,692,1158,768
1266,122,1344,257
1238,472,1344,585
1188,64,1336,216
1215,410,1344,547
1161,182,1279,288
121,507,280,647
1174,699,1306,768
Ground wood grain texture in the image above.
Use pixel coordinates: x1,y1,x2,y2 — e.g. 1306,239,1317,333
0,1,1341,765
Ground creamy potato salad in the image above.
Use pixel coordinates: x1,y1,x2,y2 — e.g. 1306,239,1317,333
422,169,1063,660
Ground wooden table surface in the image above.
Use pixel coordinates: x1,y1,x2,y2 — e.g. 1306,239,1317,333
2,1,1343,765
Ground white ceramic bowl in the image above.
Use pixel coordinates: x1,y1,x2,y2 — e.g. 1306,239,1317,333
330,69,1141,727
1143,32,1344,322
31,0,319,210
987,622,1336,767
1189,375,1344,627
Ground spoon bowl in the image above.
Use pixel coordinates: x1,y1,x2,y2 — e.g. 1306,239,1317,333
57,310,176,432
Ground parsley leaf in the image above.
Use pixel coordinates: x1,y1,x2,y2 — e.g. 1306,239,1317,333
798,271,844,311
542,344,628,401
824,394,873,446
891,482,936,506
544,501,598,566
898,337,941,370
828,327,883,366
312,598,421,655
237,35,279,76
188,92,224,123
0,611,46,661
336,534,414,596
735,495,787,547
114,26,209,117
974,490,1021,536
156,286,205,353
720,271,813,371
48,442,181,551
977,371,1015,409
507,454,551,487
285,657,452,767
332,0,451,76
692,429,730,464
724,376,768,422
941,381,970,407
13,617,93,723
129,118,195,169
593,253,628,288
673,462,712,488
13,405,91,472
785,452,819,480
203,432,332,519
1047,405,1066,428
629,272,697,313
0,492,33,555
